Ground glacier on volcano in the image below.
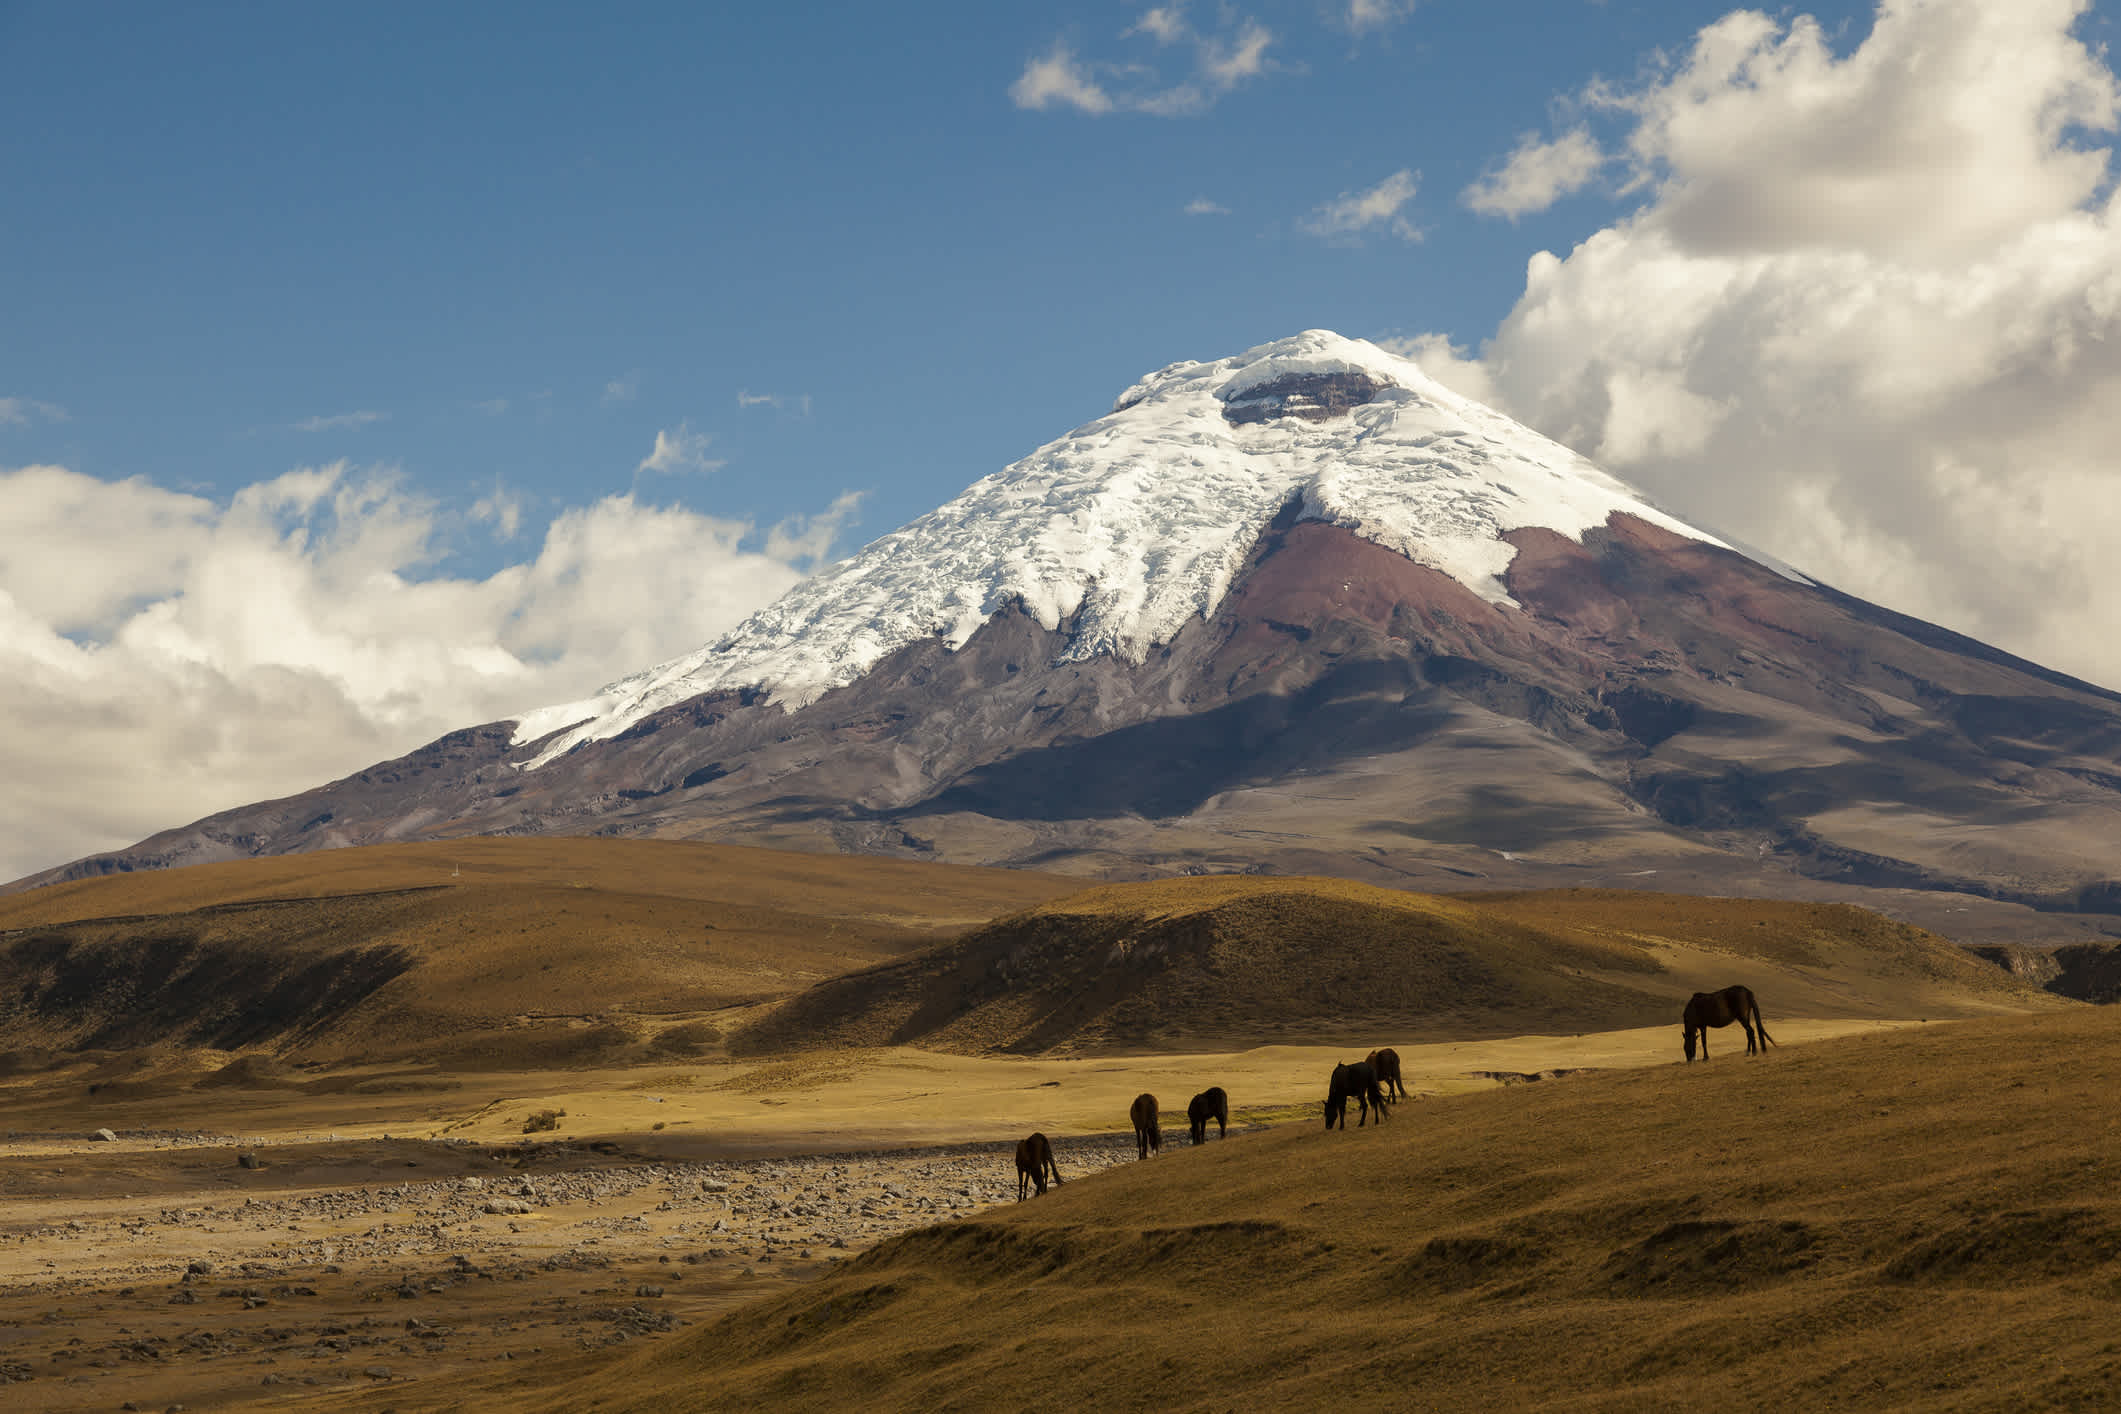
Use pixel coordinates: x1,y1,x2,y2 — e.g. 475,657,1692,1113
510,330,1726,768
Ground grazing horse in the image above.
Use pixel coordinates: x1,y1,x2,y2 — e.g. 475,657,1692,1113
1365,1048,1406,1101
1130,1093,1162,1159
1187,1087,1228,1145
1015,1132,1062,1200
1682,985,1776,1062
1323,1061,1390,1130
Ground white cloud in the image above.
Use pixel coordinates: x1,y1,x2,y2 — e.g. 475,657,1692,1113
1185,197,1231,216
471,397,510,416
470,475,524,540
1129,4,1188,44
1344,0,1415,34
737,390,814,416
601,373,641,406
0,459,853,880
1427,0,2121,690
1304,168,1421,242
1010,45,1116,115
293,410,386,433
1012,12,1275,117
1463,128,1605,218
0,397,67,427
636,422,723,477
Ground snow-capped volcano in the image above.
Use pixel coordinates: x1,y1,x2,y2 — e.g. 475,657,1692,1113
512,331,1726,766
29,329,2121,945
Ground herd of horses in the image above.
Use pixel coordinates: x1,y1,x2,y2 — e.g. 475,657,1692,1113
1014,987,1773,1198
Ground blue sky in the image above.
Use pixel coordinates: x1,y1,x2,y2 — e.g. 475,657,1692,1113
4,1,1873,561
7,0,2121,877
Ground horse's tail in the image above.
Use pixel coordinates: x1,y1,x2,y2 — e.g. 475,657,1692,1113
1751,997,1776,1049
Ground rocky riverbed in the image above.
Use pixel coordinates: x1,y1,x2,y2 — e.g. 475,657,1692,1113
0,1129,1164,1410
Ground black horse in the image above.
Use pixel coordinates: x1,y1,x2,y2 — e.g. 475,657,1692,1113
1187,1087,1228,1145
1015,1132,1062,1199
1682,985,1776,1062
1130,1093,1162,1159
1365,1048,1406,1101
1323,1061,1389,1129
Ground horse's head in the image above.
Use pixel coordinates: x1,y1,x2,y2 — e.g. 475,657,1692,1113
1682,1025,1698,1062
1321,1096,1338,1129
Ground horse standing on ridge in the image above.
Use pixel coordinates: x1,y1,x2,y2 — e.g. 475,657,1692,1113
1130,1093,1162,1159
1187,1087,1228,1144
1015,1132,1062,1199
1682,985,1776,1061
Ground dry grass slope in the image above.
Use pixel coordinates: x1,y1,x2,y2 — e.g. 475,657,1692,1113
509,1006,2121,1414
0,838,1078,1068
737,877,2054,1056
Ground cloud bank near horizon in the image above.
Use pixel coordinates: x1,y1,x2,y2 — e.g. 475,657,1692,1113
0,462,856,880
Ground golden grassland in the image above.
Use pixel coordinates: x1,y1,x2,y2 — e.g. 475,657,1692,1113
410,1005,2121,1414
0,840,2103,1411
0,839,1081,1065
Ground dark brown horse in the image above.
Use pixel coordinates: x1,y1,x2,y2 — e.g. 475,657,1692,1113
1682,985,1776,1061
1187,1086,1228,1145
1324,1061,1389,1129
1130,1093,1162,1159
1365,1048,1406,1101
1015,1132,1062,1199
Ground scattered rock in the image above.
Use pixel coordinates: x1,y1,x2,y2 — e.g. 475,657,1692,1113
93,1128,118,1143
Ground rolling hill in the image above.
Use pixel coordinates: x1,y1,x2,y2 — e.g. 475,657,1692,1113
735,875,2057,1056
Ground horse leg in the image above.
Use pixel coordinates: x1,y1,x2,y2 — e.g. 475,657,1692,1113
1741,1017,1759,1055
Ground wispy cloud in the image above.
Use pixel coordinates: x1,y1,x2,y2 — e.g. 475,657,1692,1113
0,397,68,427
293,410,387,433
1010,46,1116,114
1303,168,1421,242
1012,9,1277,117
1463,128,1605,218
601,373,641,407
470,475,524,540
1344,0,1416,34
737,390,814,416
1185,197,1232,216
636,422,723,477
471,397,510,417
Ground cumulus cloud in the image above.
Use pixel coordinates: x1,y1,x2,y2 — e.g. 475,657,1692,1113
1012,10,1275,116
0,397,67,426
0,460,853,880
1424,0,2121,689
636,422,723,476
1305,168,1421,242
1463,128,1605,218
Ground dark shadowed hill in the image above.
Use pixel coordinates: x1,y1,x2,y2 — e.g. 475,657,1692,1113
733,876,2057,1056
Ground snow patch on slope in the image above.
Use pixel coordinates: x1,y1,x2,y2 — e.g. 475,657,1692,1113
512,331,1727,766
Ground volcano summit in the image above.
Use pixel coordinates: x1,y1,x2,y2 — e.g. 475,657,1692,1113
24,332,2121,939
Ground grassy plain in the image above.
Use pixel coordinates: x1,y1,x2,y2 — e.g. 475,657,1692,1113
0,840,2100,1411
